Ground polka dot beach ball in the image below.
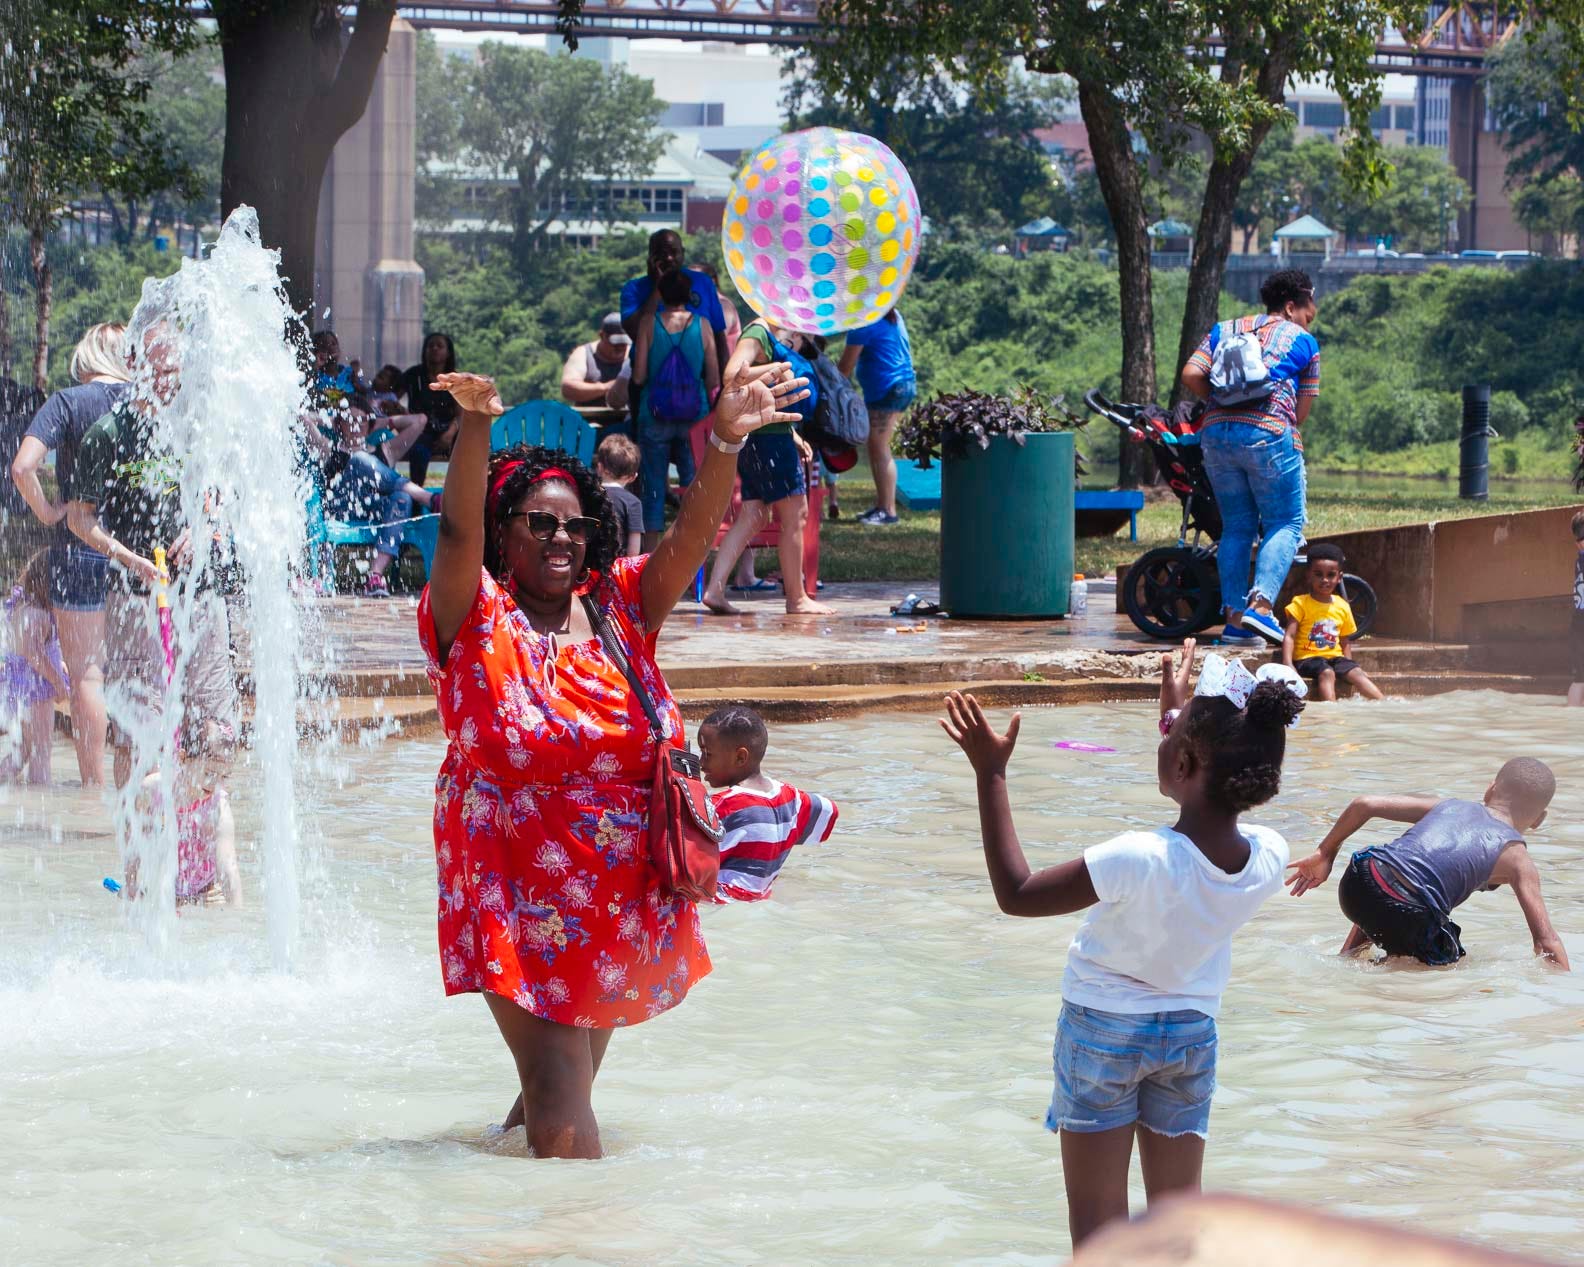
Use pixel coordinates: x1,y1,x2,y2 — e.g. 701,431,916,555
721,127,921,335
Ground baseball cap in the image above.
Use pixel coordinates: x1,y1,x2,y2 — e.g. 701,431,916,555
600,312,630,345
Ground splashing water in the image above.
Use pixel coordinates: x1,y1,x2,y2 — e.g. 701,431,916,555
115,207,308,967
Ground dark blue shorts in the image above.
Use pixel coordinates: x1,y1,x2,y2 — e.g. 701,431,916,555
48,540,108,612
865,375,917,414
738,432,806,505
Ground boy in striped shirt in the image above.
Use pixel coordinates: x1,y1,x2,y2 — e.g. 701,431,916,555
697,706,839,902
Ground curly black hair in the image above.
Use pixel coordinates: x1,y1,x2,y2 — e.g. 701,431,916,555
1181,681,1305,814
483,445,621,587
1260,268,1315,312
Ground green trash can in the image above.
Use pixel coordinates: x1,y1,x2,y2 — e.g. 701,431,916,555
940,432,1075,618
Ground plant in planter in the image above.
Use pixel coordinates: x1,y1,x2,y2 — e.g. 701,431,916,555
895,387,1086,470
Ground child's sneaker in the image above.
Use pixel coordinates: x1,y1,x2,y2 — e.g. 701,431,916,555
856,507,899,525
1240,607,1284,643
364,572,391,599
1220,625,1262,645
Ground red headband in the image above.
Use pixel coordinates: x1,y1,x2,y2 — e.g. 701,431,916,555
488,463,575,519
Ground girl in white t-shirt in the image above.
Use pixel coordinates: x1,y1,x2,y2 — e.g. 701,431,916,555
940,640,1305,1249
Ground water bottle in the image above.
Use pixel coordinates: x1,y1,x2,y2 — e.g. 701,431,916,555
1070,573,1088,616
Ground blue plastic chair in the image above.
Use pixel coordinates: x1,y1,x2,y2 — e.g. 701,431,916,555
491,400,597,466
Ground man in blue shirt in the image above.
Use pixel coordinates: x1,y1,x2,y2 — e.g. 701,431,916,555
620,229,729,373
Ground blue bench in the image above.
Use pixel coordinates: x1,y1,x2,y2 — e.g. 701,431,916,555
893,458,1145,540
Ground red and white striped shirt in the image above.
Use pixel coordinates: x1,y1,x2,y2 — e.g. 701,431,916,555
711,779,839,902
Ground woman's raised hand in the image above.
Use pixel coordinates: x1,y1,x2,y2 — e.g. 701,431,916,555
431,372,505,418
713,360,810,442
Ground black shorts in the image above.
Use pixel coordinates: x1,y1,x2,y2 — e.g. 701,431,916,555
1338,850,1465,966
1571,611,1584,681
1294,655,1359,680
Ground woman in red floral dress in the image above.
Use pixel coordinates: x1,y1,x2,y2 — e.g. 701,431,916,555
421,364,809,1159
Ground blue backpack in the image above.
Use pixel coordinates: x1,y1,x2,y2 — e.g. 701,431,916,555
648,318,704,424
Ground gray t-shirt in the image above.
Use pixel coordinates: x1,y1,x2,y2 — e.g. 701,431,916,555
1373,799,1521,916
25,380,130,543
604,482,642,546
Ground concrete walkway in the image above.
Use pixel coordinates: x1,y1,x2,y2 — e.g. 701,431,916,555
219,579,1551,739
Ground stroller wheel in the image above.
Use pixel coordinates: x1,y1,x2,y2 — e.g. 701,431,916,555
1123,547,1221,640
1340,573,1378,638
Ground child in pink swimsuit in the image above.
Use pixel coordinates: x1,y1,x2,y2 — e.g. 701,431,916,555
125,719,242,907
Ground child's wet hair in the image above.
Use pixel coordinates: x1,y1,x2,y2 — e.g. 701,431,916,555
1572,509,1584,542
1182,682,1304,813
1307,543,1344,567
1493,757,1555,820
702,705,768,764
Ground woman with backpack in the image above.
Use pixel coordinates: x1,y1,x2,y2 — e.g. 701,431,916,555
632,269,720,550
699,318,833,617
1179,269,1320,645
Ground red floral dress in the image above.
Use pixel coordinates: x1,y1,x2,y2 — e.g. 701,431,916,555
417,556,711,1027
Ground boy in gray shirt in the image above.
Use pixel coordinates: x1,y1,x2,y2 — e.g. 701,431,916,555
1287,758,1567,968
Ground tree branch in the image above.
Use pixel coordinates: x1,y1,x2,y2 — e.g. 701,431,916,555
322,0,398,137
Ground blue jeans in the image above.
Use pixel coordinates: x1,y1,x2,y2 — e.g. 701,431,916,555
1047,1003,1218,1139
638,418,698,533
1201,421,1307,614
328,452,412,558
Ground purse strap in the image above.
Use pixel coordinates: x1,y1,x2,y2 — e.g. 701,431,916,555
581,592,669,743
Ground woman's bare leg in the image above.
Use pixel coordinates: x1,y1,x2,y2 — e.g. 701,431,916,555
1061,1124,1136,1248
775,495,832,615
501,1028,615,1134
865,409,899,517
55,607,107,785
486,994,602,1158
701,503,767,615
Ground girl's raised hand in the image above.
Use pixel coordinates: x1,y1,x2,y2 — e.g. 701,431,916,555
714,360,810,441
940,691,1020,776
1160,636,1197,716
430,372,505,418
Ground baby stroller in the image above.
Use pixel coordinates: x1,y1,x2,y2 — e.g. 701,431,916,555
1082,390,1376,640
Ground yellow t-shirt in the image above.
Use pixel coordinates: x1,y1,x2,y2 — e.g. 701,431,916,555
1284,593,1357,660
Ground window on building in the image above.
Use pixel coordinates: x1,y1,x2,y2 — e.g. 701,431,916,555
1303,101,1346,129
1395,105,1415,131
660,102,725,127
1370,105,1391,131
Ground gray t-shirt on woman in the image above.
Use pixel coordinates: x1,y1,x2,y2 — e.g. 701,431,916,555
25,380,131,543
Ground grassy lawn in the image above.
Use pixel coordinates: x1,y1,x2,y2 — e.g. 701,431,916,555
793,459,1584,588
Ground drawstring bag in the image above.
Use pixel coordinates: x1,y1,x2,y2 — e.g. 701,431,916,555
648,318,705,424
582,595,721,902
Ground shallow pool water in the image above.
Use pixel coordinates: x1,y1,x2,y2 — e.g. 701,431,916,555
3,692,1581,1265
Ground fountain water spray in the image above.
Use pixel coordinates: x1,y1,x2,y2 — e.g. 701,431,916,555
115,207,310,967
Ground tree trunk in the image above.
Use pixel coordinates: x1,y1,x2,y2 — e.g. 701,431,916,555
1171,42,1292,406
1077,80,1155,489
215,0,396,315
29,226,51,394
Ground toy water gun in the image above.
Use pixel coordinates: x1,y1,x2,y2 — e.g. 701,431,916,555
153,546,175,683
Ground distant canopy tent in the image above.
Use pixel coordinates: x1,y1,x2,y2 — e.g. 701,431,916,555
1148,218,1193,252
1273,214,1337,260
1014,216,1072,253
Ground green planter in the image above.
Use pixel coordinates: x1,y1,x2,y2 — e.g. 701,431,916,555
940,432,1076,618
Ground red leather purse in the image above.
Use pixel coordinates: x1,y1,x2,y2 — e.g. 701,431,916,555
583,597,722,902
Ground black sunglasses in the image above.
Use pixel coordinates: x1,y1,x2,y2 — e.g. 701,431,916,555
506,510,601,544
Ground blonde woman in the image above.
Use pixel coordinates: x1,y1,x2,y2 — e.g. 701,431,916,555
8,322,131,785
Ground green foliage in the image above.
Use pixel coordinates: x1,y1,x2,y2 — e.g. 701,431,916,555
1235,133,1469,252
783,67,1071,230
894,386,1084,467
1490,23,1584,241
0,240,184,388
418,41,668,269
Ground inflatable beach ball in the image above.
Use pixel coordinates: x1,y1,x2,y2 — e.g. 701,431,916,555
721,127,921,335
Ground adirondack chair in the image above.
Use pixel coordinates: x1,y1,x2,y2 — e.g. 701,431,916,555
491,399,598,465
687,420,822,601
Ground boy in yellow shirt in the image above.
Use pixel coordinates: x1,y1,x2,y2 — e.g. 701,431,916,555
1282,544,1384,701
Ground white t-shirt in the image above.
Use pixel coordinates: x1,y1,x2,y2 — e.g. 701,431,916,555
1061,825,1289,1018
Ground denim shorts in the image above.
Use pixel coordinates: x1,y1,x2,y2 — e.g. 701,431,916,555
1046,1002,1218,1139
738,431,806,504
48,540,109,612
865,375,917,414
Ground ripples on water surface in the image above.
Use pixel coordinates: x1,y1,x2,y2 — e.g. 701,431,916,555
2,692,1581,1264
